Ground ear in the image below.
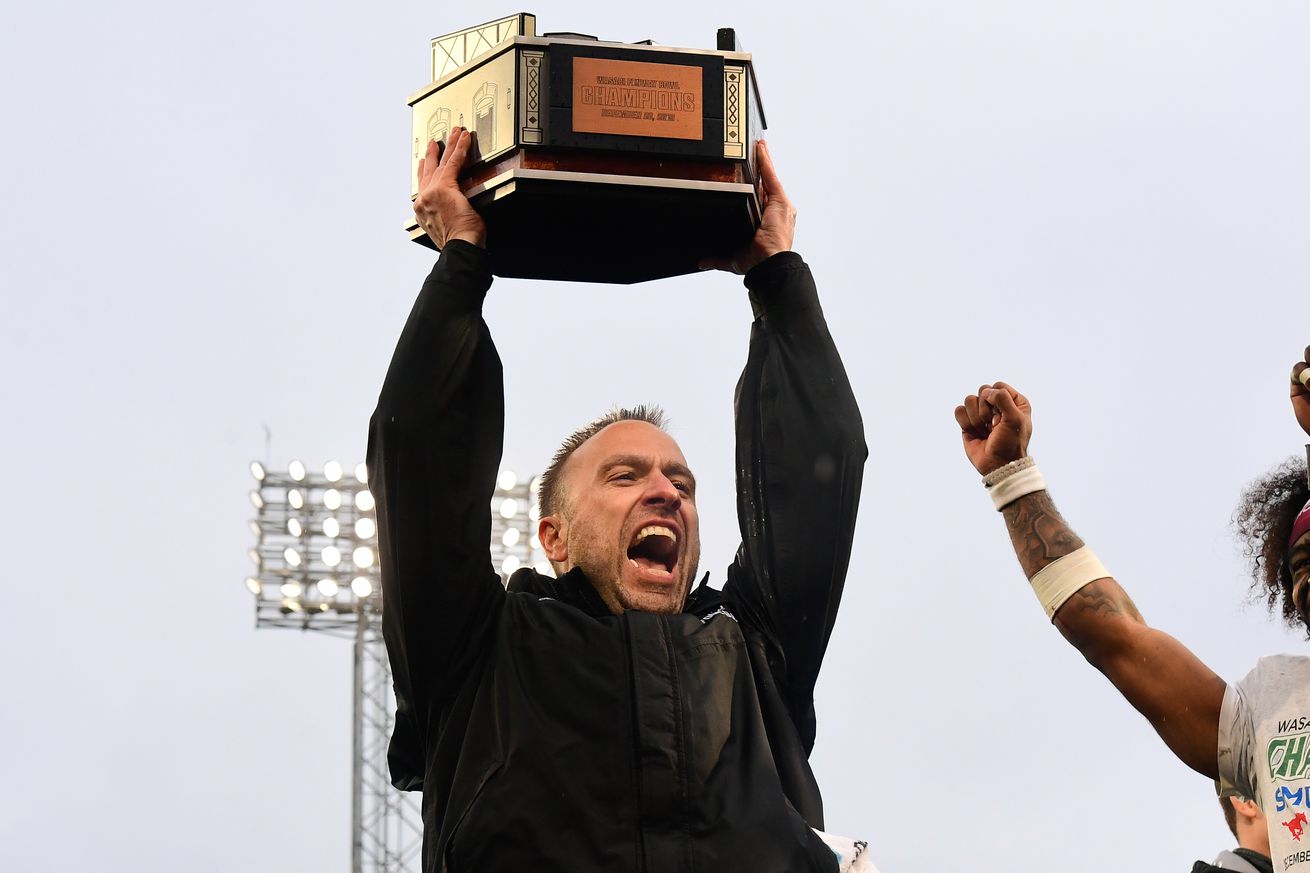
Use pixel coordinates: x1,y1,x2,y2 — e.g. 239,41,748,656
538,515,569,564
1230,796,1261,822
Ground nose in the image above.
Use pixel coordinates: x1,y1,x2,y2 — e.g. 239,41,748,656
643,473,682,510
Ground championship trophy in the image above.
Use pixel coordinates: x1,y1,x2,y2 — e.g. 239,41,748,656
406,14,766,283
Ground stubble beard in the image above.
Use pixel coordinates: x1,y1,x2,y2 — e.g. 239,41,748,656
567,519,698,616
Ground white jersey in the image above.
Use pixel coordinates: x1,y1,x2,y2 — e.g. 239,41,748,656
1219,655,1310,872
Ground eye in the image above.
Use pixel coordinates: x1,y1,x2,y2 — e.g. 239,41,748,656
610,471,636,483
673,480,692,495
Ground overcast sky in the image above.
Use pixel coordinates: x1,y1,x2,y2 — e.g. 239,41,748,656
3,1,1309,871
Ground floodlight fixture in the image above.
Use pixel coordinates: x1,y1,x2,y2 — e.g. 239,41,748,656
243,460,545,873
244,463,546,633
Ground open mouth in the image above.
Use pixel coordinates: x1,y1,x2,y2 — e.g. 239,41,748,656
626,524,679,578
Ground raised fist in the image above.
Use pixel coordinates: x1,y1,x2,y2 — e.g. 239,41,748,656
955,382,1033,476
1292,346,1310,438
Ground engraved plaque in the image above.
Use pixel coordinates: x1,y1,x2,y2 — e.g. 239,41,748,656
571,57,703,140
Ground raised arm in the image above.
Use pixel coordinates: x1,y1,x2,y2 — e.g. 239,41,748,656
719,143,868,742
367,129,502,785
1292,346,1310,438
956,383,1226,778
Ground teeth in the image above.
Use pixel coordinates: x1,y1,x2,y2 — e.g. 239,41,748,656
636,525,676,543
630,558,671,577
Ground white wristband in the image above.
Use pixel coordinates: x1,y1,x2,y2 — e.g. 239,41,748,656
1031,546,1111,620
985,459,1047,510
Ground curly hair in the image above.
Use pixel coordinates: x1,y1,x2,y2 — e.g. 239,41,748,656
1233,456,1310,633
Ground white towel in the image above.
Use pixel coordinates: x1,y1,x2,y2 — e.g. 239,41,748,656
813,829,880,872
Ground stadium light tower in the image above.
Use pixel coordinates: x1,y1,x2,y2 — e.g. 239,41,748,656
244,460,547,873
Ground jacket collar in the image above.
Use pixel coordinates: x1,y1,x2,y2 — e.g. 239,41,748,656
508,567,718,619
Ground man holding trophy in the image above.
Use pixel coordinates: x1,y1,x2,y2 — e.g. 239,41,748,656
366,119,867,872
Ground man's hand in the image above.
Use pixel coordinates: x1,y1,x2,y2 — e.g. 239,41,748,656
1292,345,1310,437
955,382,1033,476
413,126,487,249
701,140,796,274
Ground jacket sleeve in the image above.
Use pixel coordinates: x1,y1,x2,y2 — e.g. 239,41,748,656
723,251,867,750
367,241,506,783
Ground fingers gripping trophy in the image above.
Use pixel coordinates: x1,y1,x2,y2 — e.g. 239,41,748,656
954,349,1310,872
413,127,795,279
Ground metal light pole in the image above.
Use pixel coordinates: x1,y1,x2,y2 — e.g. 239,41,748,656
244,460,546,873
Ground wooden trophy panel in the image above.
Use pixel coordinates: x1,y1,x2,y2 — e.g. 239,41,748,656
409,48,519,199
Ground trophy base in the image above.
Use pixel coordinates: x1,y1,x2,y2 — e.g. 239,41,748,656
406,169,760,284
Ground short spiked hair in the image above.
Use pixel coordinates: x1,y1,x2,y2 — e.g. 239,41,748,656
537,405,668,519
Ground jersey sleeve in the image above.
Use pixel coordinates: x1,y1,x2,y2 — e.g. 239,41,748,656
1218,681,1257,802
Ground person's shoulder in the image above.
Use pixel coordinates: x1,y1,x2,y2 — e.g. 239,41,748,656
1232,653,1310,704
1245,652,1310,681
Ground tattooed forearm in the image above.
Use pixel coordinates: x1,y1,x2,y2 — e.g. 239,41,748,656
1053,578,1148,668
1056,580,1143,626
1000,490,1085,578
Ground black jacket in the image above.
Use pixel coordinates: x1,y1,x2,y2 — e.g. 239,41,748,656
368,242,866,873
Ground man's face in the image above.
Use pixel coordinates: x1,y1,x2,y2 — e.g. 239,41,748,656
540,421,701,615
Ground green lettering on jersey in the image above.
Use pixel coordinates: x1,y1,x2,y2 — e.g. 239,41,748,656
1269,733,1310,781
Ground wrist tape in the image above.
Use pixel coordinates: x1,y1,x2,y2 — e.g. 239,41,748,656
1030,546,1111,620
983,457,1046,510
